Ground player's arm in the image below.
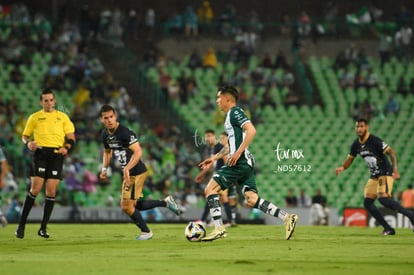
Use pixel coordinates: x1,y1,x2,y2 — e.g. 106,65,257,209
384,146,399,179
57,132,76,156
227,121,256,167
22,115,37,151
214,143,229,161
123,142,143,188
100,148,113,179
65,132,76,150
195,166,210,183
198,144,229,171
125,142,142,171
335,155,354,175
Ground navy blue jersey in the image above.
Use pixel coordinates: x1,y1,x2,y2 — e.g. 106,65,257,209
203,143,224,170
349,134,393,178
101,124,147,176
213,143,224,170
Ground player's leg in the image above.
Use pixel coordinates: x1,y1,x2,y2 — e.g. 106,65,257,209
377,176,414,231
244,188,298,240
122,174,152,240
202,165,246,241
201,177,227,241
197,202,210,226
16,150,49,238
363,178,394,235
0,191,8,227
241,162,298,240
37,178,59,238
228,185,238,226
38,154,64,238
219,189,233,226
15,175,44,238
133,172,181,215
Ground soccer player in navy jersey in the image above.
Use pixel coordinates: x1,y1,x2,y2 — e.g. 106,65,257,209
336,118,414,235
99,105,182,240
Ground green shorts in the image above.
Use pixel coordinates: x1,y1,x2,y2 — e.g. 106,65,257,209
227,184,238,198
213,161,257,194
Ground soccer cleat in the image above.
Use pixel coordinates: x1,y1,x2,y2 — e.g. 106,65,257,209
201,226,227,241
15,225,25,239
164,195,182,216
382,229,395,235
38,228,50,238
136,231,153,241
285,213,298,240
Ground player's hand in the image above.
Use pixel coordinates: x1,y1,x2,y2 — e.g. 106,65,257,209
195,173,205,183
198,158,213,170
57,147,69,156
27,141,38,152
392,170,400,180
227,151,241,167
123,170,130,191
99,170,107,180
335,166,344,175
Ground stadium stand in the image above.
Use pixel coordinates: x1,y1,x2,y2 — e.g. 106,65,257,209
1,1,413,219
143,50,414,213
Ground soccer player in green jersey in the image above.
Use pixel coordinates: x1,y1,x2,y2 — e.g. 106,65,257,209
199,85,298,241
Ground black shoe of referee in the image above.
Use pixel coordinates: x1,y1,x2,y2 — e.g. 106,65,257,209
15,225,25,239
38,228,50,238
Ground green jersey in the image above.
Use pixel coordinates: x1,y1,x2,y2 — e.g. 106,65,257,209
224,106,255,167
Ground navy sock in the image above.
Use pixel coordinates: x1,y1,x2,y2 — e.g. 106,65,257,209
364,198,392,230
378,197,414,224
19,192,36,226
41,197,55,230
223,202,233,223
136,200,165,211
130,209,150,232
201,202,210,222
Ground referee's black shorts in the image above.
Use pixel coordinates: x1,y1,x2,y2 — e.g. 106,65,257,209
30,147,64,180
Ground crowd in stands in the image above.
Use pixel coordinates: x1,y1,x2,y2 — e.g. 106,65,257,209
329,14,413,121
1,1,414,213
143,40,298,119
0,3,208,210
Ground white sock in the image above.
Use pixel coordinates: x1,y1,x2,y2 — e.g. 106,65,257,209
257,198,288,221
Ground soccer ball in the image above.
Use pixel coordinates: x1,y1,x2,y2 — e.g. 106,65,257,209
184,221,206,242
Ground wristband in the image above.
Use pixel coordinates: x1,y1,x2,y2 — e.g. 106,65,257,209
66,139,75,146
101,167,107,173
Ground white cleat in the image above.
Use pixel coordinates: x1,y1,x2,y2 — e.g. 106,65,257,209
136,231,153,241
285,214,298,240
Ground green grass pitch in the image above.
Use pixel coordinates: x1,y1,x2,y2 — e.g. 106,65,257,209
1,223,413,275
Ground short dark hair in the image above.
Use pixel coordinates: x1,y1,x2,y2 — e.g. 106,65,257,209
205,129,215,134
40,88,55,100
100,104,116,116
356,118,368,125
218,85,239,102
221,132,228,136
